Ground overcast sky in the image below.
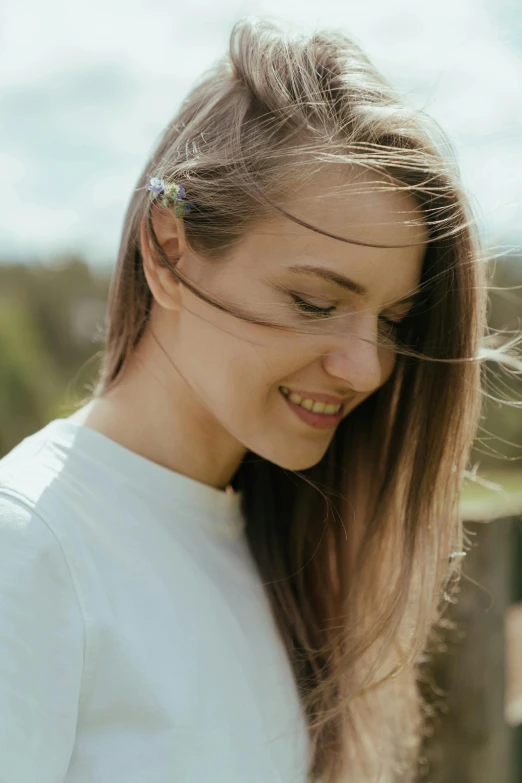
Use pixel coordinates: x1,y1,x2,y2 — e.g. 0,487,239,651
1,0,521,268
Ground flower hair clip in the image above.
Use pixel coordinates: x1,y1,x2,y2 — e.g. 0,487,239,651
147,177,193,217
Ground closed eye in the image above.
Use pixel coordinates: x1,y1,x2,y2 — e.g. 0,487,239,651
290,294,336,318
290,294,406,328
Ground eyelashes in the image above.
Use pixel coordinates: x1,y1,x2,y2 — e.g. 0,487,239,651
289,293,403,331
289,293,336,318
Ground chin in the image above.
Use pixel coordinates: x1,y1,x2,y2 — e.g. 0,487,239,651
266,445,330,472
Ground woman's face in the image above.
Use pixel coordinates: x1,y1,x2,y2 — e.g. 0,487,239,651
156,171,428,471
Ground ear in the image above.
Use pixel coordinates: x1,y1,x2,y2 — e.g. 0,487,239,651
140,205,187,312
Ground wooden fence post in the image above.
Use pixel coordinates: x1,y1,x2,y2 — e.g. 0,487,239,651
418,517,517,783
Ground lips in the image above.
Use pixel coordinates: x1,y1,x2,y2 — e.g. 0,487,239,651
279,386,349,405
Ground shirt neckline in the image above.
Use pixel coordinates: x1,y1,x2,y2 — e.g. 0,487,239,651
43,417,246,540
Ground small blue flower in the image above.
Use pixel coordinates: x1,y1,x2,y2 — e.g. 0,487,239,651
148,177,165,195
175,184,187,200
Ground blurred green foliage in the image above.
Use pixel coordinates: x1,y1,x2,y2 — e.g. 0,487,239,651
0,255,107,455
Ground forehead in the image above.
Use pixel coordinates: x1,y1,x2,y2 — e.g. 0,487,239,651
234,168,429,297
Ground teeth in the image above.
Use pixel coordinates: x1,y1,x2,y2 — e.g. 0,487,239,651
280,387,342,415
324,403,341,414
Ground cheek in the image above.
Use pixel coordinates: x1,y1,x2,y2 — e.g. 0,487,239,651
178,303,314,416
180,317,278,409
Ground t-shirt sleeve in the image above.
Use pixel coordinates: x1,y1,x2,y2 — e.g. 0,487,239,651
0,492,84,783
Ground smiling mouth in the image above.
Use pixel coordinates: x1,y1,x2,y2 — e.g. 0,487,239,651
279,387,345,430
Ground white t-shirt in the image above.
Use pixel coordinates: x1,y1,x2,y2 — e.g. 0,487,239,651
0,414,311,783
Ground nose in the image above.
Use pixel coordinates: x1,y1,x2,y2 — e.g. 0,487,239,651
321,316,384,395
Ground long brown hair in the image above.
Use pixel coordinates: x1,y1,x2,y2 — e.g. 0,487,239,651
74,17,521,782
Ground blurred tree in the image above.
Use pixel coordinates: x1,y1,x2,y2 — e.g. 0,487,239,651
0,295,62,454
0,255,107,455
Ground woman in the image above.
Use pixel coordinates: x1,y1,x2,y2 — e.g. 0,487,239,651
0,15,517,783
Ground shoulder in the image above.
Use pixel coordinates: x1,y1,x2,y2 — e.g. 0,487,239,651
0,419,68,505
0,490,82,617
0,493,85,782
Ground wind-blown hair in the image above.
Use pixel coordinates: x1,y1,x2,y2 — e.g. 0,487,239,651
77,16,522,783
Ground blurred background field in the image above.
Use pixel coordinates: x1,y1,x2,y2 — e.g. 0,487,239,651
461,470,522,520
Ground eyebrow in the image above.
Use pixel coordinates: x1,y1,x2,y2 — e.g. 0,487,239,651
286,264,421,305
